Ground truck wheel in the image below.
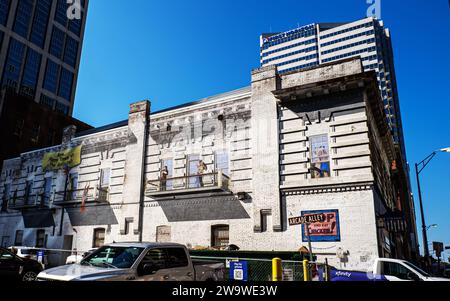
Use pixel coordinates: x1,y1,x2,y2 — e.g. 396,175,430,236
22,271,38,281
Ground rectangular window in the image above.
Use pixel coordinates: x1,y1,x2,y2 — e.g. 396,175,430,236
24,180,33,204
14,119,24,137
165,248,189,268
58,68,74,101
1,183,10,212
55,101,69,115
123,218,133,235
31,122,40,143
36,229,46,248
43,177,52,202
141,249,167,271
2,38,25,89
93,228,105,248
13,0,33,38
68,13,82,36
54,0,68,26
100,168,111,188
49,27,65,59
21,48,42,98
211,225,229,249
215,151,229,176
188,155,200,188
40,94,55,110
160,159,173,191
30,0,51,48
14,230,23,246
63,36,79,67
43,59,60,93
0,0,11,26
69,173,78,201
261,210,272,233
310,134,331,179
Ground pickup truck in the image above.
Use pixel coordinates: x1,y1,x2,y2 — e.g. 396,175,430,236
37,242,224,281
331,258,450,281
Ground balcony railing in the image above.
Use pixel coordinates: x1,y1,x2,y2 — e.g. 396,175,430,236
53,186,109,206
7,193,51,210
145,170,230,197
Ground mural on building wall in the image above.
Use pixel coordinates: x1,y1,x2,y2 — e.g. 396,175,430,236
301,209,340,242
310,135,330,178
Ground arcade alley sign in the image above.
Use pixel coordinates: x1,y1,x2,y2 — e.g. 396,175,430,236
288,213,326,226
42,146,82,171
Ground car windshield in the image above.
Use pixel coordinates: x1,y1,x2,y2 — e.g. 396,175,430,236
403,261,431,278
81,246,144,269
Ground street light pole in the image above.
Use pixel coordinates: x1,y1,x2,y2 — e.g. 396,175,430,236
415,162,430,258
415,148,450,260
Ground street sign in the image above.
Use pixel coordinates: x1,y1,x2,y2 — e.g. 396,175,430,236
230,261,248,281
36,250,44,264
433,242,444,258
288,213,325,226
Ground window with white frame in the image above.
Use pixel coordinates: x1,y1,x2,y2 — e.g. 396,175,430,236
215,151,229,176
309,134,331,179
100,168,111,188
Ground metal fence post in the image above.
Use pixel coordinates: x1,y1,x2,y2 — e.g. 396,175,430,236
272,258,282,281
303,259,310,281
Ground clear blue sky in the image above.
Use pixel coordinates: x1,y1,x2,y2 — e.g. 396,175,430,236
73,0,450,259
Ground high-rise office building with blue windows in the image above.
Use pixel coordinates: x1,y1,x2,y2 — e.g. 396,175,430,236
0,0,89,116
260,17,407,164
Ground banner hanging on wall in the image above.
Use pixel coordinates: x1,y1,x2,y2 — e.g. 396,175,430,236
42,146,82,171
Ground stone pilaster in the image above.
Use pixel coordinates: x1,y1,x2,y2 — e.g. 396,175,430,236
250,66,283,232
121,100,150,240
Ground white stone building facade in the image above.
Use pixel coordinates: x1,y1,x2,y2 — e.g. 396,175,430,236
0,58,417,270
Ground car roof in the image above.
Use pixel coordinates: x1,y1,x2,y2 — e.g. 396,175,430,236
105,242,186,249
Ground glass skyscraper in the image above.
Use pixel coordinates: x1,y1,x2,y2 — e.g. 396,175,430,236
0,0,89,116
260,17,406,163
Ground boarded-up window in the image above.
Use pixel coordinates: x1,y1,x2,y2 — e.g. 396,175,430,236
211,225,229,248
93,228,105,248
156,226,171,243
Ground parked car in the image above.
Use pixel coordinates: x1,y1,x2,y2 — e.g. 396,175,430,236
37,242,225,281
331,258,450,281
0,247,43,281
66,248,98,265
8,246,49,266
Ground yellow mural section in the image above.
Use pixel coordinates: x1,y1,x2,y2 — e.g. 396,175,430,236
42,146,82,171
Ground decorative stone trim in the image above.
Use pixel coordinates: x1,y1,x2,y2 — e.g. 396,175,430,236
281,183,373,196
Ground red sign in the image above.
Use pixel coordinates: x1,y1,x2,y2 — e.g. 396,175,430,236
301,210,341,242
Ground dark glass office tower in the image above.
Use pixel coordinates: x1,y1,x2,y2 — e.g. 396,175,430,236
0,0,89,116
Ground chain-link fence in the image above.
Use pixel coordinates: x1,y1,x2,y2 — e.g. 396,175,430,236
191,256,305,281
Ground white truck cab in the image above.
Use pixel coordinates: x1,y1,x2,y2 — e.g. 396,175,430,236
332,258,450,281
373,258,449,281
